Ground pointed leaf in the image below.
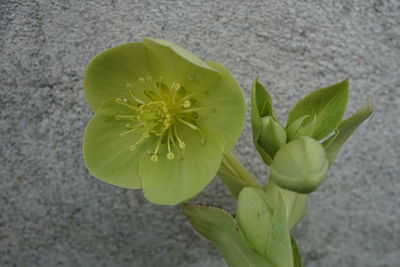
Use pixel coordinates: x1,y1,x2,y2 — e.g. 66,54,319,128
236,187,273,255
184,204,274,267
259,116,287,157
264,181,308,230
251,79,277,164
325,98,373,163
236,188,293,267
287,79,349,140
291,237,303,267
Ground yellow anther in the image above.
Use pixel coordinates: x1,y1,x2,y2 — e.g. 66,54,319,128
183,100,191,108
115,97,124,104
147,76,153,82
174,83,181,90
127,83,134,89
167,152,175,160
151,154,158,162
178,141,186,149
138,77,145,83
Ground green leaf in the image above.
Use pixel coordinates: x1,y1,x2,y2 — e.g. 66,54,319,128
270,136,329,194
236,188,293,267
251,79,278,164
286,115,318,141
183,204,274,267
139,125,225,205
291,236,303,267
264,180,308,230
325,98,373,164
287,78,349,140
236,187,274,255
259,116,287,157
322,131,340,149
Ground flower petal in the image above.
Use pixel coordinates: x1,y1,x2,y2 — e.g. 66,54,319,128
143,38,221,94
196,61,246,151
83,98,157,188
84,42,152,111
139,125,225,205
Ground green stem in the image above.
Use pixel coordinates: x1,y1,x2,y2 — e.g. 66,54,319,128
218,151,261,198
264,180,308,230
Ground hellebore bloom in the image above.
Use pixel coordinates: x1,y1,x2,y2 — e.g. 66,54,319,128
83,38,245,205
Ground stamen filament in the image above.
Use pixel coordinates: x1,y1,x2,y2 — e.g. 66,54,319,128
176,116,198,130
129,133,149,151
129,89,146,104
176,91,203,104
115,98,139,111
177,115,206,145
180,107,210,113
120,128,139,137
115,115,136,120
166,129,175,160
170,82,181,105
151,136,163,162
173,124,186,149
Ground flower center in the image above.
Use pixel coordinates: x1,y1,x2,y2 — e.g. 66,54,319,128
114,76,208,162
137,101,174,136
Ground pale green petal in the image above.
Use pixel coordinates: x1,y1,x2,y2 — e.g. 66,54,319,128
139,125,225,205
83,99,156,188
145,38,215,71
143,38,221,94
84,42,152,111
196,61,246,151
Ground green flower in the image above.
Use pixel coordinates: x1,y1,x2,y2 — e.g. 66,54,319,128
83,38,245,205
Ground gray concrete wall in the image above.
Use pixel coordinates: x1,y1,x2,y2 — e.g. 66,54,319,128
1,0,399,266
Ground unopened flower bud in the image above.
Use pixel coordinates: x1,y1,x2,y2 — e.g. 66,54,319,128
270,136,329,193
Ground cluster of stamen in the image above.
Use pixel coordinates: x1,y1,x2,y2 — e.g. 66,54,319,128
114,76,207,162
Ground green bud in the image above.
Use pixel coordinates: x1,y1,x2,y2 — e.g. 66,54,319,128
259,116,287,157
270,136,329,193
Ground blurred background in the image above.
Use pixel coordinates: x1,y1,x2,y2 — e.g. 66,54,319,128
1,0,399,266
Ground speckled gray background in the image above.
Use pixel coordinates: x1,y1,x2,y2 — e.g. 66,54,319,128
1,0,399,266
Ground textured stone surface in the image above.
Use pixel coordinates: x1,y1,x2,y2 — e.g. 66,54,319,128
1,0,399,266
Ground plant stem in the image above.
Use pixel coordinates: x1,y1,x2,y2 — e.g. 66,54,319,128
218,151,261,198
